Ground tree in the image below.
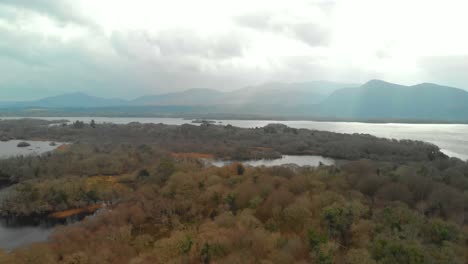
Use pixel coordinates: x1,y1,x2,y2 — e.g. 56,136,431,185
154,158,175,185
137,169,150,179
371,238,424,264
72,120,85,129
322,203,354,246
355,174,385,200
425,219,460,245
427,184,464,222
225,193,237,214
200,243,211,264
307,228,327,251
345,248,376,264
179,235,193,255
376,183,413,205
236,163,245,175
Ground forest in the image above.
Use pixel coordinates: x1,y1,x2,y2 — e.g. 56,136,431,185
0,119,466,263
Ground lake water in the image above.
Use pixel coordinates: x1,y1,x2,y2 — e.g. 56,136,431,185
209,155,335,167
2,117,468,160
0,223,53,251
0,140,64,250
0,201,108,251
0,212,98,251
0,140,63,159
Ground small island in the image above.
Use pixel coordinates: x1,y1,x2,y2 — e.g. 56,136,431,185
16,141,31,148
191,119,217,124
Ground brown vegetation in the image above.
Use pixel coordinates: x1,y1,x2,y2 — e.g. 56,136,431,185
49,204,103,219
0,156,466,263
171,152,215,159
0,119,466,263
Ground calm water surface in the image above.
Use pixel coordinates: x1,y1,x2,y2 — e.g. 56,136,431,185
0,140,63,159
0,224,53,251
210,155,335,167
0,214,97,251
0,140,66,250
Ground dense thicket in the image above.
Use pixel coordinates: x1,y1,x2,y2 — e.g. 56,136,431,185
0,119,466,263
0,119,443,162
0,159,466,263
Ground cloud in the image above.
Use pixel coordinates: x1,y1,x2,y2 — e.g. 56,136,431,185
111,29,245,61
314,0,337,15
0,26,115,99
156,30,245,60
1,0,468,100
0,0,88,25
419,56,468,89
0,13,259,100
235,11,330,47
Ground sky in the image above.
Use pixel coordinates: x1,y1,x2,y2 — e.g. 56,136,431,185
0,0,468,100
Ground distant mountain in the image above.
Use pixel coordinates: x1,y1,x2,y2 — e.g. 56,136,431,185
317,80,468,121
9,93,126,108
0,101,18,107
1,81,354,109
225,81,358,105
132,89,225,106
3,80,468,122
132,81,356,106
239,81,358,95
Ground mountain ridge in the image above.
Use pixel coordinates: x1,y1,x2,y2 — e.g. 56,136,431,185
317,80,468,121
2,80,468,122
2,81,354,108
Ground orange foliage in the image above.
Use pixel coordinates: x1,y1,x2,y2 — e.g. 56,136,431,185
55,144,70,152
49,204,103,219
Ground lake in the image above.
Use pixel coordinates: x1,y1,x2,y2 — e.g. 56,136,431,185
0,140,66,250
0,212,100,251
209,155,335,167
0,221,54,251
0,140,63,159
2,117,468,160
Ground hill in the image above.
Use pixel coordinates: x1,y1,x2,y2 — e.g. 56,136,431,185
226,81,357,105
3,80,468,122
132,88,225,106
11,92,126,108
317,80,468,121
132,81,355,106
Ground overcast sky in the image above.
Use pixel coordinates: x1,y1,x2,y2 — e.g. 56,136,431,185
1,0,467,100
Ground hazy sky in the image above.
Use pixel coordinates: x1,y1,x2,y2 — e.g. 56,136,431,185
1,0,468,100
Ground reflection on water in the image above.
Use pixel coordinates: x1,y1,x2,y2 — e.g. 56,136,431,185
0,140,63,159
0,140,68,250
0,211,100,251
209,155,335,167
0,223,53,251
0,215,61,251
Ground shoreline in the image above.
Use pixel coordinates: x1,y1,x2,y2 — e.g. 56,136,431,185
1,114,468,125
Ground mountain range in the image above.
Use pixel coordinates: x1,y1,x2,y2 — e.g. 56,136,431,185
128,81,355,106
316,80,468,121
0,81,354,108
2,80,468,122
